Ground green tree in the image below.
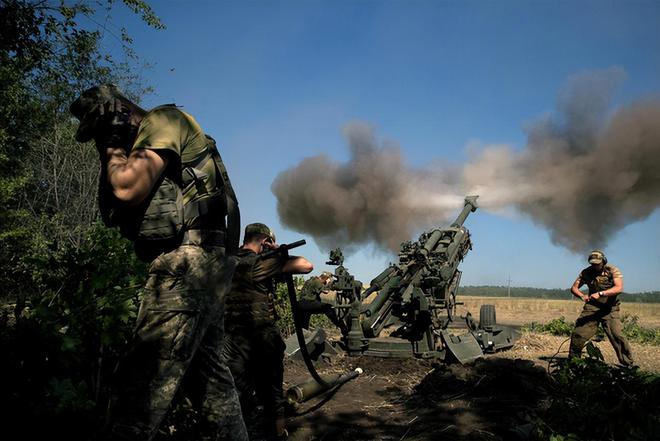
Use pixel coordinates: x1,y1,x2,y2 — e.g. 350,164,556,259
0,0,163,309
0,1,164,438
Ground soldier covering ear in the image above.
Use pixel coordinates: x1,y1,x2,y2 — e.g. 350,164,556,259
70,84,247,441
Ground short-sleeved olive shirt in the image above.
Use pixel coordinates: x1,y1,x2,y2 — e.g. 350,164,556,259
133,105,206,162
132,105,221,228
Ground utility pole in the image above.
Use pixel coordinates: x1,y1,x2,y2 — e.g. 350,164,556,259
507,275,511,298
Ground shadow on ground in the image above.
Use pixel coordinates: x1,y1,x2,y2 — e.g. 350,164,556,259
284,356,553,441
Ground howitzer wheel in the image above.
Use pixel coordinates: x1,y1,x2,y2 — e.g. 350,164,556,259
479,304,497,329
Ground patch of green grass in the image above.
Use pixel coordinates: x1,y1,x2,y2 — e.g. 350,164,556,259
537,344,660,441
523,314,660,346
622,314,660,345
522,316,574,336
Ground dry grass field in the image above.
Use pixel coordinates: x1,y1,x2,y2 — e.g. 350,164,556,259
456,296,660,328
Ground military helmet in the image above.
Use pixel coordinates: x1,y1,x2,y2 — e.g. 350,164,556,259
70,84,130,142
588,249,607,265
244,222,276,242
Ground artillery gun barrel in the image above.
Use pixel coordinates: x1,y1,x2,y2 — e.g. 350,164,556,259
361,266,397,302
363,274,400,318
421,196,478,256
421,229,444,256
451,195,479,228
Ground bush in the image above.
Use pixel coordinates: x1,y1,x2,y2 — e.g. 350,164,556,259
537,344,660,440
274,276,332,337
0,223,147,440
523,316,575,336
523,314,660,346
621,313,660,345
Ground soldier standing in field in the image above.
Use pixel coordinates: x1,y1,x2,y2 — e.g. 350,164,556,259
568,250,634,366
70,84,247,440
298,272,348,334
223,223,313,440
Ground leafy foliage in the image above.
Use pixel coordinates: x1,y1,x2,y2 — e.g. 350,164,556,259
537,345,660,440
523,316,575,336
0,1,163,439
0,0,162,306
274,276,332,337
0,224,147,440
621,314,660,345
523,314,660,346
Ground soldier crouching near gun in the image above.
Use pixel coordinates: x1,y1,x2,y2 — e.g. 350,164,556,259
223,223,313,440
298,272,348,334
70,84,248,440
568,250,634,367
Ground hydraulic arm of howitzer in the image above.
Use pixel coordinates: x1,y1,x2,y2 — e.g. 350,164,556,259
359,196,478,339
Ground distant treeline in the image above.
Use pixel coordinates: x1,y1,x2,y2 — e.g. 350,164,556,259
459,285,660,303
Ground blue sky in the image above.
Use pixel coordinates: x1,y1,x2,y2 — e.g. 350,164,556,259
101,0,659,292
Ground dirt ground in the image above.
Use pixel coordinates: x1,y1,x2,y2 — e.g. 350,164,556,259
282,331,660,441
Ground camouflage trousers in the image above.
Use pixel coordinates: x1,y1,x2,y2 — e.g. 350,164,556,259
569,302,634,366
223,325,286,438
104,245,248,441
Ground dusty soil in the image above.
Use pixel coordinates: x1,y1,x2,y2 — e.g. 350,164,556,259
282,331,660,441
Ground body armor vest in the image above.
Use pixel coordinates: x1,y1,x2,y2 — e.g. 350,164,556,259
99,135,239,261
583,265,620,307
225,250,279,329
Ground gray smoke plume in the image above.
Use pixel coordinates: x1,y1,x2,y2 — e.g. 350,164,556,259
273,68,660,254
271,122,462,251
464,67,660,252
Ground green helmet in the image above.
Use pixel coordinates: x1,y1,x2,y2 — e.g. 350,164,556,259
588,250,607,265
244,222,276,242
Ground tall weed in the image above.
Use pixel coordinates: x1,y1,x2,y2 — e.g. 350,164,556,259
524,314,660,346
538,344,660,440
0,224,147,440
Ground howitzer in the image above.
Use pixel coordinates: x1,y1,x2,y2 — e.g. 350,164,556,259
321,196,519,362
361,196,478,338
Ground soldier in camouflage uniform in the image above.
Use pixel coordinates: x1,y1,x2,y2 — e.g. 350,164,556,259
70,85,247,440
223,223,313,440
298,272,347,333
569,250,634,366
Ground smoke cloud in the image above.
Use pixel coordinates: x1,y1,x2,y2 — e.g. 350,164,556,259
272,68,660,254
271,122,461,251
464,67,660,252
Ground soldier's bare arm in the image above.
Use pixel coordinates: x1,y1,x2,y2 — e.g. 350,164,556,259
570,277,588,302
594,276,623,299
283,256,313,274
261,240,314,275
104,147,168,206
